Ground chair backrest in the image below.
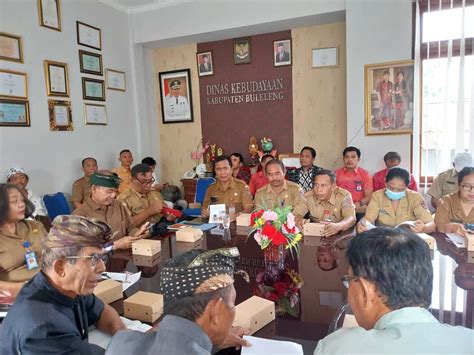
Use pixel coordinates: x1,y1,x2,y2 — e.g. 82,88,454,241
43,192,71,220
195,177,215,204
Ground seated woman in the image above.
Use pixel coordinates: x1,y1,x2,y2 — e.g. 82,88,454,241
357,167,435,234
0,183,46,297
230,153,251,184
435,167,474,237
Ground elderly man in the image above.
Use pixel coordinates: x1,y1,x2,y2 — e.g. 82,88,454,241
73,171,148,250
0,215,126,354
106,247,249,354
71,157,98,209
286,146,323,192
255,159,303,209
372,152,418,192
314,228,474,354
112,149,134,194
294,169,356,237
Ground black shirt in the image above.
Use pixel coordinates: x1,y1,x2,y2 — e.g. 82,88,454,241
0,272,105,354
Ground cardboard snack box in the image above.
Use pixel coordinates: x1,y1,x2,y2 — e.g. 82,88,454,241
466,234,474,252
93,279,123,304
233,296,275,334
303,223,325,237
124,291,163,323
236,213,252,227
417,233,436,250
132,239,161,256
133,253,161,267
176,227,203,243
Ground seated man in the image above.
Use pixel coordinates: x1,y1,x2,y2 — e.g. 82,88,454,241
255,159,303,209
293,169,356,236
0,215,126,354
335,146,372,215
73,171,148,250
112,149,134,194
201,155,253,219
106,248,250,354
118,164,175,230
314,228,474,354
429,152,472,209
357,167,435,234
286,146,323,192
71,157,98,209
248,154,274,195
372,152,418,191
435,167,474,237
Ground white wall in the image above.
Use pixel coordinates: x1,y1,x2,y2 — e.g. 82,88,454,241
346,0,413,174
0,0,142,196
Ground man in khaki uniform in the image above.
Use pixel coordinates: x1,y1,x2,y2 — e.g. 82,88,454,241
255,159,303,209
294,169,356,236
112,149,134,194
202,156,253,219
428,152,472,209
118,164,175,229
71,157,98,209
73,171,148,250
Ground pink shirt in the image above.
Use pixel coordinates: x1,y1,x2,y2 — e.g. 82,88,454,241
335,167,373,203
249,171,269,196
372,168,418,192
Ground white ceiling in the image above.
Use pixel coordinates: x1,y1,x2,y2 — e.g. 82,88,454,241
99,0,186,13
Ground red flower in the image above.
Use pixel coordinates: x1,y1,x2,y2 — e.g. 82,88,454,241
262,224,286,246
251,209,264,224
274,282,288,296
283,223,296,234
265,292,280,302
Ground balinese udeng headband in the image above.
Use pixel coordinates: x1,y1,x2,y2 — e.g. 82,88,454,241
90,172,121,189
6,167,28,181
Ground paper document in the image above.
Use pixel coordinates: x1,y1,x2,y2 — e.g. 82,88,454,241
183,222,217,231
241,336,303,355
361,219,376,230
102,271,141,292
446,233,466,248
394,220,417,228
209,204,226,223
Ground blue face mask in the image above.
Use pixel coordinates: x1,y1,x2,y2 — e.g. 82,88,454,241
385,188,406,201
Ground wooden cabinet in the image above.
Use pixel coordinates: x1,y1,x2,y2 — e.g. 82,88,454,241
181,178,197,203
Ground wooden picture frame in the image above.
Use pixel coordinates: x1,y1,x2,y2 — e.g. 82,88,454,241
38,0,61,31
106,69,126,91
234,38,251,64
0,70,28,100
48,99,72,131
79,50,103,76
159,69,194,124
273,39,292,67
84,103,107,125
312,47,338,69
0,32,23,63
76,21,101,50
44,60,69,97
0,99,30,127
196,51,214,77
82,77,105,101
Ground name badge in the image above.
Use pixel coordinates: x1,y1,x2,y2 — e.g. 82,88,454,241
25,251,39,270
355,181,363,191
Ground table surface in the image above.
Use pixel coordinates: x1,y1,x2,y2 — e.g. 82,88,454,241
107,225,474,354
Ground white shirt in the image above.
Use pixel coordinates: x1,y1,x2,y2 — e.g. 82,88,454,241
27,190,48,217
165,95,189,119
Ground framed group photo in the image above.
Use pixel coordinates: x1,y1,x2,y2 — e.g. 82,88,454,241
234,38,251,64
0,99,30,127
79,50,103,76
159,69,193,124
44,60,69,97
48,99,72,131
365,60,414,135
0,32,23,63
196,51,213,77
37,0,61,31
82,77,105,101
273,39,291,66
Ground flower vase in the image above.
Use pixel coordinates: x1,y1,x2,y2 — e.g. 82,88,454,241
263,244,286,282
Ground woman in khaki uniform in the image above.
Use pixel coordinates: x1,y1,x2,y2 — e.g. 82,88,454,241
0,184,46,297
357,168,435,234
435,167,474,237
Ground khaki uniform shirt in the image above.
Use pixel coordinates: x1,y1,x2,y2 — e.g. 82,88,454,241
72,198,137,241
434,192,474,227
428,168,459,199
202,178,253,214
70,176,92,204
112,166,132,195
118,187,165,226
293,187,355,222
0,220,45,282
255,181,303,209
365,189,433,227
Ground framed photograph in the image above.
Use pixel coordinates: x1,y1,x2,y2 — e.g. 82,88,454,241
0,70,28,99
0,99,30,127
76,21,101,50
0,32,23,63
273,39,291,67
196,51,214,77
79,50,103,76
106,69,126,91
82,78,105,101
84,103,107,125
44,60,69,97
48,99,72,131
312,47,338,68
234,38,251,64
38,0,61,31
365,60,414,135
159,69,193,124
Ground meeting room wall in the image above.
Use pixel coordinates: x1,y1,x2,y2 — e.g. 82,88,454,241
0,0,141,196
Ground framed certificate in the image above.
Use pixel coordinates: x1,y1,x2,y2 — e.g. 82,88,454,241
44,60,69,96
0,70,28,99
48,99,72,131
106,69,126,91
76,21,101,50
312,47,338,68
82,77,105,101
84,103,107,125
79,50,103,76
0,32,23,63
38,0,61,31
0,99,30,127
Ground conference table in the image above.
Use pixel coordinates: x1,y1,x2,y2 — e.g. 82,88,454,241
107,225,474,355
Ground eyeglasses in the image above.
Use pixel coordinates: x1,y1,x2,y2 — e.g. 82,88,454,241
66,253,109,267
460,184,474,192
136,177,155,186
341,275,359,289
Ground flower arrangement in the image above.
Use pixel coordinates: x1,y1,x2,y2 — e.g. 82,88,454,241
250,206,303,255
188,139,210,166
